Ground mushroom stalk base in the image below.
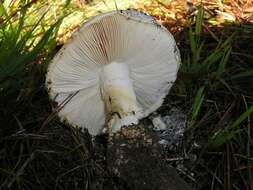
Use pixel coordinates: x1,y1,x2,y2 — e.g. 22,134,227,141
100,62,141,132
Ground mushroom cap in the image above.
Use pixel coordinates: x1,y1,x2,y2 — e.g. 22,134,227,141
46,10,181,135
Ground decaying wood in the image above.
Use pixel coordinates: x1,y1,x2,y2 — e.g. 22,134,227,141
107,123,194,190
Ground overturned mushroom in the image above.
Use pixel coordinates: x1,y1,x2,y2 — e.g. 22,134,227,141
46,10,181,135
46,10,193,190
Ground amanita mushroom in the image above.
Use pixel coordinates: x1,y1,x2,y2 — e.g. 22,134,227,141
46,10,194,190
46,10,181,135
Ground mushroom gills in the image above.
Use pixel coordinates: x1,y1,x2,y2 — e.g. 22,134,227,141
100,62,142,132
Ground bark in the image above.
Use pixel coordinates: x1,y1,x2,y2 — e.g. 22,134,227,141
107,123,194,190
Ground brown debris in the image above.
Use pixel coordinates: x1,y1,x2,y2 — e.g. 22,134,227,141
133,0,253,33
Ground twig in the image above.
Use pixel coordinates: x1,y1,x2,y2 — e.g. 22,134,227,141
243,95,252,188
225,143,231,190
231,145,249,190
165,157,187,162
1,153,35,189
39,91,79,132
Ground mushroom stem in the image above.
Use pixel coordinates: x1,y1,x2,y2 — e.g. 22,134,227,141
100,62,141,132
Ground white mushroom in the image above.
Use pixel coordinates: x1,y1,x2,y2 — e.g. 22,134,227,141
46,10,181,135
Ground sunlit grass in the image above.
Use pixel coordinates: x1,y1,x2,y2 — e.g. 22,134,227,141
0,0,66,96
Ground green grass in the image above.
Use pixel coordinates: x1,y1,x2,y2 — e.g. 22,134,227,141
0,1,252,190
210,105,253,147
180,10,252,146
0,0,64,97
189,86,205,128
170,8,253,190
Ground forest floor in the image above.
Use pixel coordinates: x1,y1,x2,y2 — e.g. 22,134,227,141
0,0,253,189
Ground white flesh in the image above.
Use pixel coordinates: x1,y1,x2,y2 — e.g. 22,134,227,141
46,10,181,135
100,62,141,132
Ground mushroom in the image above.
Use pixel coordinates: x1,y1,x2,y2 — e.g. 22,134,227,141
46,10,181,135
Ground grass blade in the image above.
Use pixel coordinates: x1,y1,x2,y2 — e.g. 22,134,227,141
189,86,205,127
210,105,253,147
